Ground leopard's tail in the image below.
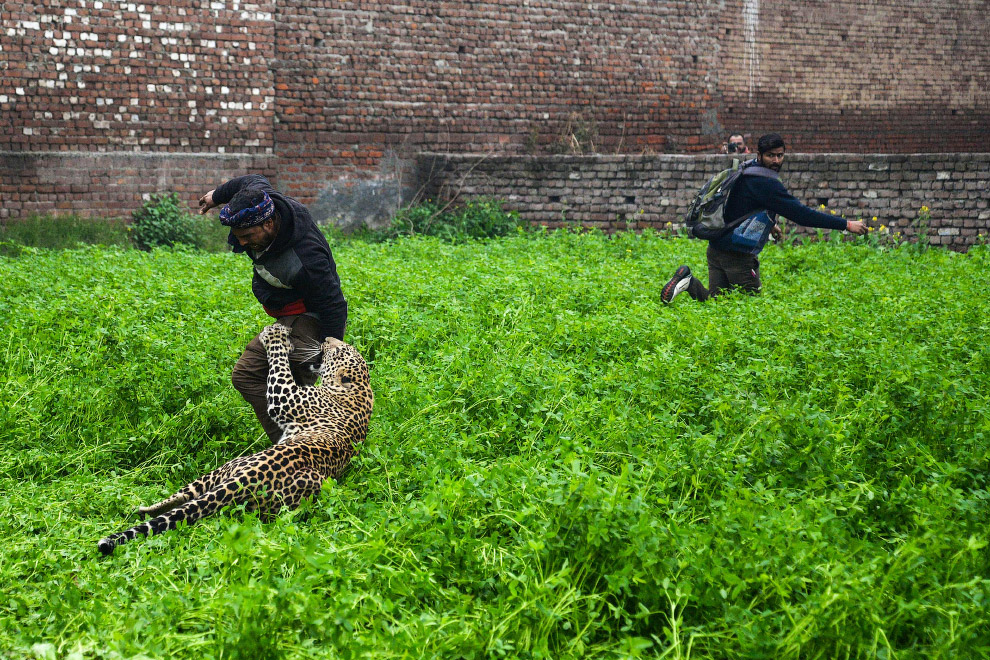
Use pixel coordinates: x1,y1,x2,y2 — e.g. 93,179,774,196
98,484,239,556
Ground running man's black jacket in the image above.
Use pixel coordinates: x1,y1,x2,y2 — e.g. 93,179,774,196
713,160,849,252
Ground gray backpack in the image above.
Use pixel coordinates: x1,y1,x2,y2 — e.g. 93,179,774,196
684,159,778,240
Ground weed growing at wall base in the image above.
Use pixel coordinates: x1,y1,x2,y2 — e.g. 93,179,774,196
370,198,523,242
0,213,131,250
0,204,231,253
0,234,987,658
131,192,231,251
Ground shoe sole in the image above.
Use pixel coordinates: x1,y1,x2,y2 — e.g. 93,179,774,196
661,267,691,303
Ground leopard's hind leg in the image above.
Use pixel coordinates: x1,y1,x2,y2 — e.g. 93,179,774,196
219,466,325,521
135,454,254,517
275,467,325,510
137,477,209,517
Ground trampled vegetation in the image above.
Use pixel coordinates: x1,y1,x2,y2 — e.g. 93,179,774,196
0,232,987,658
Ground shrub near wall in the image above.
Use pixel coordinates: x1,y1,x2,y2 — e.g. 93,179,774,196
417,153,990,250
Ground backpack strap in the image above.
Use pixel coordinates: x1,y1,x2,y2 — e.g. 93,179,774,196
731,163,780,225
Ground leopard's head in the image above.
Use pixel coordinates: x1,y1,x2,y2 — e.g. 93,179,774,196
319,337,371,392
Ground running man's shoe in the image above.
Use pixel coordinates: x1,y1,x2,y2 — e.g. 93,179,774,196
661,265,692,304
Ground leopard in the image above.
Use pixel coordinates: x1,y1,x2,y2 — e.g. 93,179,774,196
97,322,374,556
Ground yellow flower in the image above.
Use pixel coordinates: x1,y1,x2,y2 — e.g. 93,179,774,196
868,226,874,232
920,205,930,213
879,225,887,232
830,210,836,215
819,204,826,210
872,216,878,222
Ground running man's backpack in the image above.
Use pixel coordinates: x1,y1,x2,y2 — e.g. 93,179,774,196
683,159,776,240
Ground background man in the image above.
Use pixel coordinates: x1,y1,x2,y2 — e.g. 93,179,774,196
663,133,867,303
722,133,751,154
199,174,348,442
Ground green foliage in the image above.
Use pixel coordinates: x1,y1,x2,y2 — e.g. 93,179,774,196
911,205,933,254
372,198,524,243
0,235,988,658
857,205,936,254
130,192,230,252
0,213,130,250
130,192,197,250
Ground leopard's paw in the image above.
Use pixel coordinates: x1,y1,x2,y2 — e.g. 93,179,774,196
260,323,292,349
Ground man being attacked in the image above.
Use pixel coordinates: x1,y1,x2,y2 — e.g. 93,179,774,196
199,175,348,443
662,133,867,303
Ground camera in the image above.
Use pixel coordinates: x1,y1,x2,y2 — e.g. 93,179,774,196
727,142,738,153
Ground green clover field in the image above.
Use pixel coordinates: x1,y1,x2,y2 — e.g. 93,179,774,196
1,231,987,659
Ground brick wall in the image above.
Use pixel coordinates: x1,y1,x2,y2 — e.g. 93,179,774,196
0,152,274,221
1,0,275,152
717,0,990,153
417,153,990,250
1,1,988,224
268,0,727,224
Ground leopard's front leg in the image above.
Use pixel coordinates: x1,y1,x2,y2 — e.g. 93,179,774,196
259,323,299,434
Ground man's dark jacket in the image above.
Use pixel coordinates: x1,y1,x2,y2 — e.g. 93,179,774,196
714,159,849,253
213,174,347,340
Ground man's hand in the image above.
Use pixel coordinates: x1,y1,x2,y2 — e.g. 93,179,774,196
770,224,783,242
846,219,867,235
198,189,217,215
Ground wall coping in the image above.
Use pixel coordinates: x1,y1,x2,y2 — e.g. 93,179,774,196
0,151,270,159
421,152,990,161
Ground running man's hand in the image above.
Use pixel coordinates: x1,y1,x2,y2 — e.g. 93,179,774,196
198,189,217,215
846,219,867,235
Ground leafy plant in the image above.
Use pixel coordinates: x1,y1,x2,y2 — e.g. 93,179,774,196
911,204,932,253
371,198,524,243
130,192,200,250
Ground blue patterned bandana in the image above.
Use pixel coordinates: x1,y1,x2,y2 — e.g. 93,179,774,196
219,191,275,228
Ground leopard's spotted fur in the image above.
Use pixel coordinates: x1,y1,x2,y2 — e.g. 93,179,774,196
97,323,373,556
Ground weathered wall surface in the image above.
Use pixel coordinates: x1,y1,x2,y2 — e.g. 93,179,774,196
717,1,990,153
1,1,988,225
0,152,274,222
418,153,990,250
268,0,726,225
1,1,276,152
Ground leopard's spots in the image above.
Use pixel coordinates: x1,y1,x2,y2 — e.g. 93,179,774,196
97,325,374,556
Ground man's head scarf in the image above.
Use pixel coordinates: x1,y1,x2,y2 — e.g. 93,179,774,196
219,191,275,228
